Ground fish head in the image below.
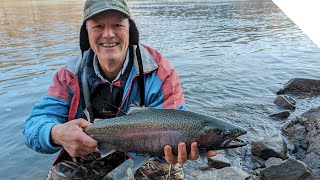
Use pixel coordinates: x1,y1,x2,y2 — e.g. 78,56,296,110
199,120,247,150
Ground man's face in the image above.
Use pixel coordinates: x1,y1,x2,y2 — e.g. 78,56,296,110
86,10,129,70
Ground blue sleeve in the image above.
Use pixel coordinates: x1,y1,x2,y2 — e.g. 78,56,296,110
144,73,186,110
23,95,70,154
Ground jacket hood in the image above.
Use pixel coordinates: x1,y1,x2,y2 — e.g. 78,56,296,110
80,18,139,53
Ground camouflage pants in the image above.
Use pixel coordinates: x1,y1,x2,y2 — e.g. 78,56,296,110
47,152,127,180
47,153,183,180
135,158,184,180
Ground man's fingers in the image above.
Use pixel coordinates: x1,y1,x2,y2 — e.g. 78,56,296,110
177,142,187,164
76,118,92,128
188,142,199,160
79,132,98,148
164,145,177,164
206,150,217,157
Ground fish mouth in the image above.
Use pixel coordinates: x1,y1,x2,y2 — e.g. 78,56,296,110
216,137,247,150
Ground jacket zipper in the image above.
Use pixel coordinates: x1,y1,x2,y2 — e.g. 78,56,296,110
109,83,113,94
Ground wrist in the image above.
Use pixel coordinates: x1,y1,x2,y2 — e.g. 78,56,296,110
50,124,61,146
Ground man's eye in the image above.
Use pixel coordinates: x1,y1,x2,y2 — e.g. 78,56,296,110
93,24,104,29
115,24,124,28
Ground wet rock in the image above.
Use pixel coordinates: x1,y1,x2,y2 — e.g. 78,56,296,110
260,158,316,180
277,78,320,96
251,134,287,160
196,166,251,180
304,152,320,177
270,110,290,119
274,95,296,110
252,175,262,180
282,107,320,177
282,117,307,157
278,78,320,96
207,154,230,169
252,156,266,169
265,157,283,168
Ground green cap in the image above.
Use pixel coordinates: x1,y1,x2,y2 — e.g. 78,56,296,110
83,0,130,22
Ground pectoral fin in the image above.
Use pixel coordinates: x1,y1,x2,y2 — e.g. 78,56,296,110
199,148,208,164
98,143,117,158
133,154,150,171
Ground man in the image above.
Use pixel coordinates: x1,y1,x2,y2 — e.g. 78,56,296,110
23,0,216,179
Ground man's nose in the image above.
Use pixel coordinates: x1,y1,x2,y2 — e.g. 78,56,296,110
102,26,115,38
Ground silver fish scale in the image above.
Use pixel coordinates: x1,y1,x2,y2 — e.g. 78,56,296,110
87,108,211,133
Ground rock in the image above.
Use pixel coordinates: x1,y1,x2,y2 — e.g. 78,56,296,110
304,115,320,155
282,117,308,157
252,156,266,169
207,154,230,169
197,166,251,180
283,107,320,177
265,157,283,168
304,152,320,177
260,158,316,180
274,95,296,110
251,134,288,160
276,78,320,96
270,110,290,119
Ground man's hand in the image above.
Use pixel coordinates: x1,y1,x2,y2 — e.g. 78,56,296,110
164,142,217,164
51,118,98,157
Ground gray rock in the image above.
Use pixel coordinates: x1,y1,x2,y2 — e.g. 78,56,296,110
283,107,320,178
282,117,308,158
276,78,320,96
261,158,316,180
265,157,283,168
251,134,288,160
304,115,320,155
304,152,320,177
197,166,251,180
252,156,266,169
270,110,290,119
207,153,231,169
274,95,296,110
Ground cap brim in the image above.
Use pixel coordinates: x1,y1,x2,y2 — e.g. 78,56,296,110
84,7,130,22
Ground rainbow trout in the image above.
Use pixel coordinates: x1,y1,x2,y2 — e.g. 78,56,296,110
84,108,247,157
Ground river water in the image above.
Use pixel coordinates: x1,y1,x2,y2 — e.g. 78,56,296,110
1,0,319,179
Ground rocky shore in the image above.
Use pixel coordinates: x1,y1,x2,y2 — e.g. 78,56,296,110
107,78,320,180
183,78,320,180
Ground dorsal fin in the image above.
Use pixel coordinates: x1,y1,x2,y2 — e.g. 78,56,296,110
127,106,149,115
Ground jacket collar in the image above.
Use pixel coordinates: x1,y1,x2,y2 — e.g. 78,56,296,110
66,44,158,76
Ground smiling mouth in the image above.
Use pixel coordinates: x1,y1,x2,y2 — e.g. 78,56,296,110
101,43,118,48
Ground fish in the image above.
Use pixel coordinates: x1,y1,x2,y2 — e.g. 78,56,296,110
84,108,247,158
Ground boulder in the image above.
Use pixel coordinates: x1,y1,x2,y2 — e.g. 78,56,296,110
260,158,316,180
197,166,251,180
276,78,320,96
265,157,283,168
207,154,230,169
251,134,287,160
282,107,320,177
270,110,290,119
274,95,296,110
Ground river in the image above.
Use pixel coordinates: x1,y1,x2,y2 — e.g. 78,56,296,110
0,0,319,179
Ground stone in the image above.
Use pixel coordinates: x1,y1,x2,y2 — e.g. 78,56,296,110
265,157,283,168
276,78,320,96
251,134,287,160
207,153,230,169
270,110,290,119
274,95,296,110
261,158,316,180
197,166,251,180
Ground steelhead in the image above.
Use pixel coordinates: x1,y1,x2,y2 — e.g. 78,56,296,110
84,108,247,157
